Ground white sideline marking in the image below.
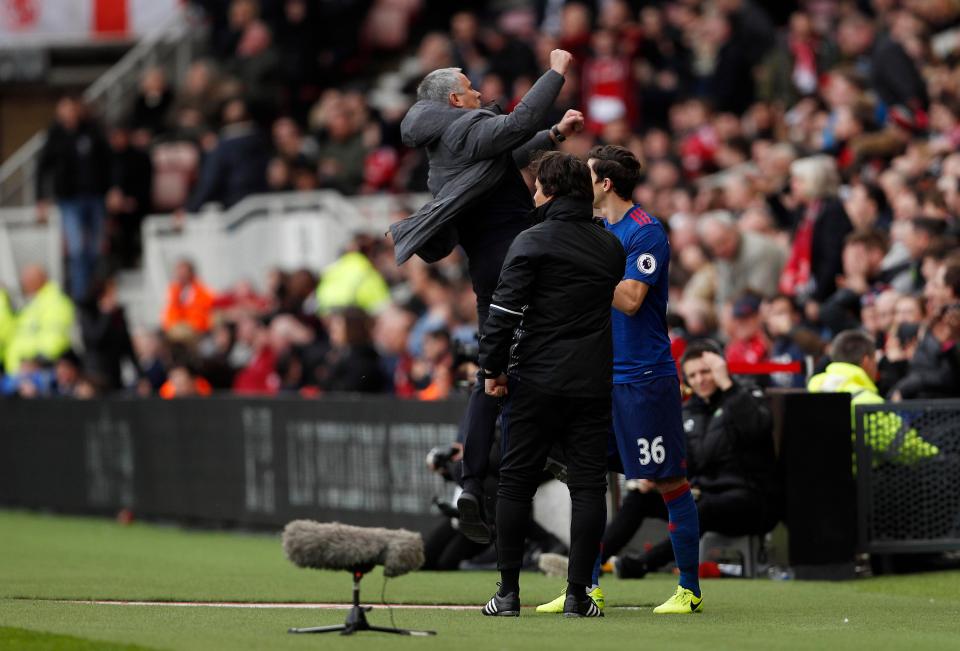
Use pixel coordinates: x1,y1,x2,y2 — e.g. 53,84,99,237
65,600,480,610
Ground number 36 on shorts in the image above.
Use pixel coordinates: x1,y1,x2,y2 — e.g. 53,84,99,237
637,436,666,465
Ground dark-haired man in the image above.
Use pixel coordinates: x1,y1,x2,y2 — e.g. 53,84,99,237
608,340,780,578
587,144,702,614
477,152,625,618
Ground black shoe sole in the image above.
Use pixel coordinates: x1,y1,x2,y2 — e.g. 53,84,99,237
482,610,520,617
457,493,492,544
561,611,604,618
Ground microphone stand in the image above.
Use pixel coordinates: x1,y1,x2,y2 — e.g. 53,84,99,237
288,565,436,637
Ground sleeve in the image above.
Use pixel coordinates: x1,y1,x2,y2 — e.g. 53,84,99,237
622,224,668,287
455,70,564,161
477,234,539,376
512,129,554,169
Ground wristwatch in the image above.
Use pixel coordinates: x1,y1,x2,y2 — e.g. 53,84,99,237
551,124,566,142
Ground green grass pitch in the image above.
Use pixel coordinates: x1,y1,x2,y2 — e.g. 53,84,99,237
0,510,957,650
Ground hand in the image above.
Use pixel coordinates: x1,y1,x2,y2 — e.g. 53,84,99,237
484,373,508,397
549,49,573,76
36,200,49,224
636,479,655,493
450,442,464,463
556,109,585,137
701,351,733,391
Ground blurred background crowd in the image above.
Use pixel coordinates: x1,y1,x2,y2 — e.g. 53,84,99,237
2,0,960,401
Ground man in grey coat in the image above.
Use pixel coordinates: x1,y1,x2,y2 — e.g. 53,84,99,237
394,49,583,543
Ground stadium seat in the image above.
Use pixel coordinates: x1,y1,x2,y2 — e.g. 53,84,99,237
699,532,767,578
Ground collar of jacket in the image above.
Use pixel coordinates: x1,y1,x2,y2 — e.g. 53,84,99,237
529,196,596,225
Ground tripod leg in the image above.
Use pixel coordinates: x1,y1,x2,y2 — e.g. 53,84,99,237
288,625,349,634
368,626,437,636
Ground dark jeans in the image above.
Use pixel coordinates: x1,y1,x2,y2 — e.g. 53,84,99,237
496,379,609,587
613,486,770,575
58,195,105,301
459,228,526,495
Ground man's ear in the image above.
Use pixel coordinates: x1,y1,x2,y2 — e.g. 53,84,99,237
449,92,461,108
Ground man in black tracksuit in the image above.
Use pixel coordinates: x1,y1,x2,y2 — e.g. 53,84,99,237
605,340,781,578
476,152,625,618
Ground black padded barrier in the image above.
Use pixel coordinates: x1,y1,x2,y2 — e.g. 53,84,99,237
0,396,466,533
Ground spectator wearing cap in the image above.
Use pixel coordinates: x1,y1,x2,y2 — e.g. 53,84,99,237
698,210,786,309
161,259,215,337
4,265,75,375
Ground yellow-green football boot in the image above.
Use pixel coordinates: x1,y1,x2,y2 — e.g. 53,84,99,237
653,586,703,614
536,586,605,613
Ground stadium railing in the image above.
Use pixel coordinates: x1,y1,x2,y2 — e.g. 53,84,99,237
0,7,195,208
136,190,429,328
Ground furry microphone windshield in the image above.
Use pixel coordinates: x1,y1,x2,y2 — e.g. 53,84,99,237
282,520,425,578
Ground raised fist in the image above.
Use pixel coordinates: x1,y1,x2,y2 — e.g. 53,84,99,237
549,49,574,76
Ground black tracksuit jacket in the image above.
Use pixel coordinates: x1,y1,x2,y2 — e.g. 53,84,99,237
477,196,626,397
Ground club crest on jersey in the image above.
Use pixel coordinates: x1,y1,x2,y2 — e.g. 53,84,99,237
637,253,657,275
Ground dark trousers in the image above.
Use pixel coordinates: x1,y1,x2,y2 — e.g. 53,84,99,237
496,380,609,587
614,486,769,575
459,230,525,494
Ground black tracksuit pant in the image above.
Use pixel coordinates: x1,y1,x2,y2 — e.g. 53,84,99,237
495,379,609,587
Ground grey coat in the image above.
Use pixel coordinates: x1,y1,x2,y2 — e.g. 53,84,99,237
390,69,565,264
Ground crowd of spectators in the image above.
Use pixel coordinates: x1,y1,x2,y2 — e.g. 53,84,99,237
5,0,960,401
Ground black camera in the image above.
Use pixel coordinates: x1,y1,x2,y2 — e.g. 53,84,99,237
425,445,461,480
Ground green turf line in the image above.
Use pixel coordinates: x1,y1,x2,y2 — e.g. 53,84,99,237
0,626,157,651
